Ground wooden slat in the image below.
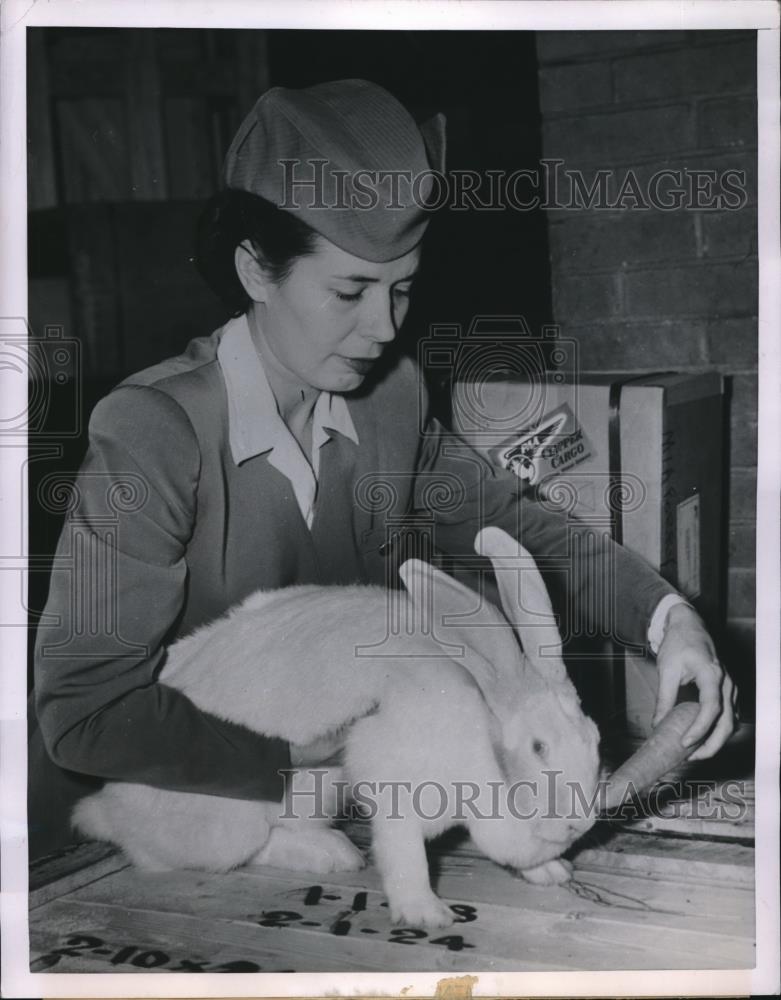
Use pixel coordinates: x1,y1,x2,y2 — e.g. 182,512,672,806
622,814,753,840
30,861,755,973
249,822,755,927
619,777,754,840
343,819,755,882
69,847,754,944
560,868,754,930
29,897,523,974
29,842,127,910
431,854,755,935
574,829,754,884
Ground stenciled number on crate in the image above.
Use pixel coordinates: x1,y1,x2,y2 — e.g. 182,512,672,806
30,933,262,973
32,894,481,969
254,886,479,948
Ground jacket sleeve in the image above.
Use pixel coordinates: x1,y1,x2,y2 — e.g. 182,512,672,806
411,374,677,650
34,384,290,801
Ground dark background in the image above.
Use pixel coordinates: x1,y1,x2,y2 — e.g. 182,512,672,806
26,28,757,713
28,29,551,377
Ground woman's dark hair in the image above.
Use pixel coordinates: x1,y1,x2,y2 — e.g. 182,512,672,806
195,188,321,316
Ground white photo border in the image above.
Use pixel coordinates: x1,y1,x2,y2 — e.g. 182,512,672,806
1,2,778,997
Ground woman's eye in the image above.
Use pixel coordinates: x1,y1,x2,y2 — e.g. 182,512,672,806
334,289,364,302
393,286,412,299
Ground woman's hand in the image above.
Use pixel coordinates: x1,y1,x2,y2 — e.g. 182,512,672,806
654,603,739,760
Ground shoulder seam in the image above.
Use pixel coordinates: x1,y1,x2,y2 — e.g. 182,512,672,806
121,356,221,392
100,383,203,503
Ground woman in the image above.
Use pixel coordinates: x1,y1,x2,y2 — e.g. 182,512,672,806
30,79,736,860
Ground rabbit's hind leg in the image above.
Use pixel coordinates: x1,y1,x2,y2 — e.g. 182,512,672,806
250,824,365,873
121,846,176,872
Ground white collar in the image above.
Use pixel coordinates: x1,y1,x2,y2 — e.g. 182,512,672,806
217,313,359,467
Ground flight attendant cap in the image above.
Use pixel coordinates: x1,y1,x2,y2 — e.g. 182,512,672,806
223,79,446,263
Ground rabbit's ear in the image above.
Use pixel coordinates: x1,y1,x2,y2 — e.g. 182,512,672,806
398,558,524,710
474,527,567,684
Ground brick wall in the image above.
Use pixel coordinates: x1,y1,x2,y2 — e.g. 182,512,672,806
535,30,757,704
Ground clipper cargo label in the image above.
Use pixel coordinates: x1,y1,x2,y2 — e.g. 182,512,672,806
491,403,595,487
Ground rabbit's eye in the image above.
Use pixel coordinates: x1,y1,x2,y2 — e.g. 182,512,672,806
532,739,548,757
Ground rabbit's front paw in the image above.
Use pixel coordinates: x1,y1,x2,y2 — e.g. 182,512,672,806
520,857,573,885
389,892,454,930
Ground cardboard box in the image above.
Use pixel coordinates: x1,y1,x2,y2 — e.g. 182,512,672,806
453,371,725,735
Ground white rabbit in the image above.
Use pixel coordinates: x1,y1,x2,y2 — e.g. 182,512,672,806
73,527,601,928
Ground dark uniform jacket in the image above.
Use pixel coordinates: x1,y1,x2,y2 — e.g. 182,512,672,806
29,316,676,859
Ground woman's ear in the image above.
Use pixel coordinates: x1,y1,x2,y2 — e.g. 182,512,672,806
234,241,270,303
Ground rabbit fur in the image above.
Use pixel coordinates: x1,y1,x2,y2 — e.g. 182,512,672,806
73,527,601,928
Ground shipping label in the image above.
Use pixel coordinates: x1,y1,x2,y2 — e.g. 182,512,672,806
490,402,595,489
676,493,702,599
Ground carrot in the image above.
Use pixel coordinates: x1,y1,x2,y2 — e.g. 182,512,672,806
602,701,700,811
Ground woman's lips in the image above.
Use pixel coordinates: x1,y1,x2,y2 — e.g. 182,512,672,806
341,356,377,374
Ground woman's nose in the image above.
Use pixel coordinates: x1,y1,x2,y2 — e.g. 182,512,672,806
364,303,398,345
